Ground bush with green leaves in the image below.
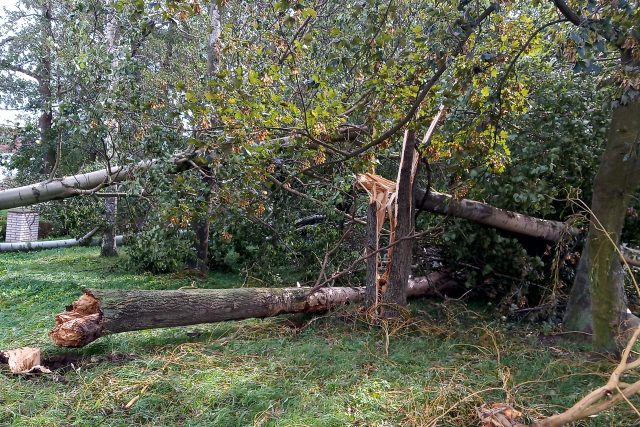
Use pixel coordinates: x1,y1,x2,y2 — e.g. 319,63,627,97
127,223,195,274
37,197,104,238
0,215,6,242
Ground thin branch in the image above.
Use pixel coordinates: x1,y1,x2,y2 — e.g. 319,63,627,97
552,0,585,26
303,3,498,171
495,19,568,112
266,173,366,226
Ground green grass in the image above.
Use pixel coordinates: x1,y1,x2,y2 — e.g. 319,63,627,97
0,247,638,426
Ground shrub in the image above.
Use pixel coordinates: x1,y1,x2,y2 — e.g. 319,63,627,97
127,224,195,274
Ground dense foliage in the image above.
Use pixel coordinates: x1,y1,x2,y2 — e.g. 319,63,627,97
0,0,638,305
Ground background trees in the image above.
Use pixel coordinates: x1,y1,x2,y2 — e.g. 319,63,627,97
0,0,638,353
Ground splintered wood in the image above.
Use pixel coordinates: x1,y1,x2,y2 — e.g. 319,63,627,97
49,292,103,347
357,129,420,312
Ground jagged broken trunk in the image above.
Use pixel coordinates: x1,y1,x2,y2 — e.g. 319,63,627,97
49,272,454,347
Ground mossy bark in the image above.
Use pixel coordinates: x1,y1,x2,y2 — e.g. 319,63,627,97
587,100,640,353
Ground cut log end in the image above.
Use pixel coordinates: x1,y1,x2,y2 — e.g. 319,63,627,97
49,292,103,347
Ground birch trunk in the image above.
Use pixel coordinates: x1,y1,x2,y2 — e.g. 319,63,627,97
192,1,223,273
100,16,120,257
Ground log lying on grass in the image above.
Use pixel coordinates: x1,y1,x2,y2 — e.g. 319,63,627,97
0,228,126,252
0,227,99,252
0,230,124,252
50,272,456,347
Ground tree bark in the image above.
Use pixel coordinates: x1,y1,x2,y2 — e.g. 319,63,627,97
193,176,214,274
0,155,196,210
99,16,121,257
191,1,223,274
101,195,118,257
562,246,593,335
587,100,640,353
382,131,418,315
413,188,572,241
365,200,379,307
49,272,454,347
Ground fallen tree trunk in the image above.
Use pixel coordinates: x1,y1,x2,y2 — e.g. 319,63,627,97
50,272,456,347
3,159,638,264
0,154,193,210
0,229,124,252
414,188,573,242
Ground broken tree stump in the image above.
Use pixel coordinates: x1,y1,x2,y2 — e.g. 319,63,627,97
50,272,455,347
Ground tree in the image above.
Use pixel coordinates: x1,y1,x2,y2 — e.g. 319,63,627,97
550,0,640,353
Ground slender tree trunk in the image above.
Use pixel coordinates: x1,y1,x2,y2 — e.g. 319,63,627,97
382,131,417,316
100,17,120,257
192,1,223,274
365,200,379,307
49,272,453,347
193,176,215,273
39,1,55,174
587,99,640,353
101,195,118,256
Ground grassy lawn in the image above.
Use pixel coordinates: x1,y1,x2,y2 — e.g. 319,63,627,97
0,247,638,426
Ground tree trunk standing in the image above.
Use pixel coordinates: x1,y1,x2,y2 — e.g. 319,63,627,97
194,176,215,273
587,99,640,353
100,17,120,257
49,272,453,347
365,200,379,307
206,1,222,76
563,246,593,335
192,1,223,274
382,131,418,316
101,195,118,256
39,1,55,174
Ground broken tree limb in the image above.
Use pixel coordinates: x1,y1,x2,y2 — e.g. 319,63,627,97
413,187,574,242
534,326,640,426
0,229,124,252
50,272,455,347
0,154,193,210
413,187,640,267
